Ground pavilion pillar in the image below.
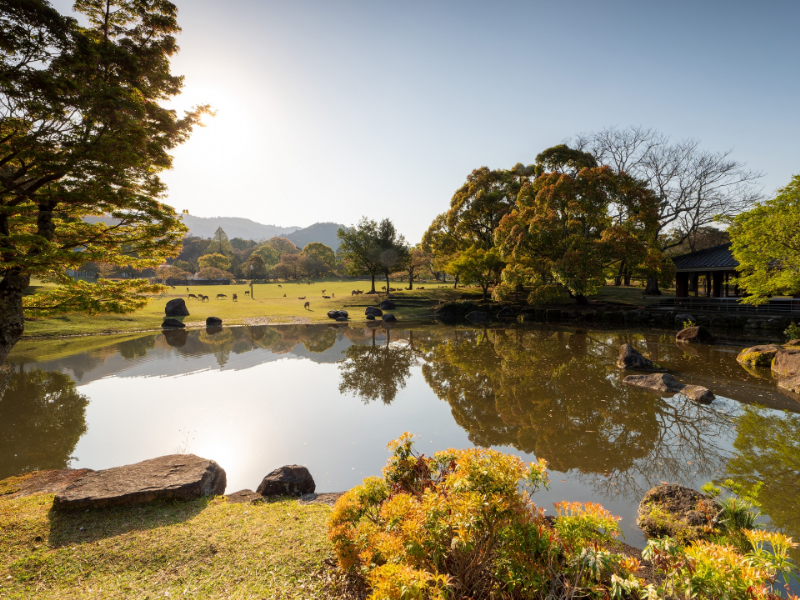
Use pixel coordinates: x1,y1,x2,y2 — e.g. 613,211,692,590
676,272,689,297
712,271,723,297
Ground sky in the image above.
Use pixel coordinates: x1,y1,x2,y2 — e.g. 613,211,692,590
51,0,800,243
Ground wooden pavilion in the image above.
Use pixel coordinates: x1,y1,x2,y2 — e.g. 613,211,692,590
672,243,741,298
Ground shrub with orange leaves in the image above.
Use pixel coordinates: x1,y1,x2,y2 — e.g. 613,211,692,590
328,433,632,599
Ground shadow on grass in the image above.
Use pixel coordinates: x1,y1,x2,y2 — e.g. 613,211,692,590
46,496,211,547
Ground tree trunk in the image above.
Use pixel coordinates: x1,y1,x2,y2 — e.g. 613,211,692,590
481,284,488,300
575,294,589,305
623,269,632,286
645,276,661,295
370,272,376,293
614,261,624,286
0,270,30,363
385,273,390,295
453,275,459,289
407,268,413,290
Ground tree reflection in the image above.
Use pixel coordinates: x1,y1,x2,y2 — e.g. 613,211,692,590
338,328,414,404
724,406,800,558
0,366,88,479
419,328,735,501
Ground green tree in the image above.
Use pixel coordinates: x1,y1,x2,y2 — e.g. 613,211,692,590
197,266,233,280
375,219,410,294
210,227,233,255
404,247,431,290
267,237,300,256
251,243,281,267
242,254,268,279
495,146,658,304
338,329,414,404
728,174,800,304
337,218,383,293
301,242,335,278
0,0,209,360
447,246,504,300
198,253,231,271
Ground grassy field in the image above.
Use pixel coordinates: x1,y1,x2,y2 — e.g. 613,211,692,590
20,278,675,339
0,487,340,599
22,279,462,339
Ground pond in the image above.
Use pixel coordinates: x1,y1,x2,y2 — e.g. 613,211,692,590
3,323,799,552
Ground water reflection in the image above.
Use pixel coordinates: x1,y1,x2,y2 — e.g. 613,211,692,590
3,323,798,547
0,365,88,479
418,329,735,501
338,328,414,404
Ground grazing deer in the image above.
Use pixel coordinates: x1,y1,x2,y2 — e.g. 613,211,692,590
298,296,306,299
418,287,425,290
278,284,282,287
216,293,227,300
200,294,209,302
321,289,326,294
232,293,238,302
188,293,198,300
244,291,250,296
322,295,331,299
304,301,310,309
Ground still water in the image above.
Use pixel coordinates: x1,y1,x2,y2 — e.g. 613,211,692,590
3,323,799,550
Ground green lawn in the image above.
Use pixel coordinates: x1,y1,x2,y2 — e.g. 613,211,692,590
22,278,467,339
0,487,341,599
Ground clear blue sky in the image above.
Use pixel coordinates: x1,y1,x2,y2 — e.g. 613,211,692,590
52,0,800,243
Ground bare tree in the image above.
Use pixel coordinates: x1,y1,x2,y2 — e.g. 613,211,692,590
571,127,763,294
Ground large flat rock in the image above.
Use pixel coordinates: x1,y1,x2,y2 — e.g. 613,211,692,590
623,373,715,403
54,454,226,510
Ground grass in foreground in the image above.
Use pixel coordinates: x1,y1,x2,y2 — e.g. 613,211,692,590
0,491,337,599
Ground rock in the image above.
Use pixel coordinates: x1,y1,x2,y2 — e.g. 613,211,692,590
162,329,188,347
256,465,315,497
366,314,375,320
225,489,264,504
327,310,349,320
335,316,348,322
165,298,189,317
298,492,345,506
497,306,515,319
465,311,491,324
365,306,383,318
54,454,227,510
785,339,800,348
777,375,800,395
623,373,715,403
379,300,396,310
617,344,666,371
206,316,222,327
382,313,397,323
773,349,800,378
637,484,721,542
676,325,715,344
675,313,696,328
736,344,782,367
162,318,185,329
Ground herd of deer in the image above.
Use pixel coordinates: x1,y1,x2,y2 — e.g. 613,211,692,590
187,291,245,302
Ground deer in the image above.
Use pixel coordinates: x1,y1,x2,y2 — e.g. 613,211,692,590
283,293,286,297
298,296,306,300
188,293,198,300
199,294,209,302
304,301,310,309
278,284,282,288
244,291,250,296
322,295,331,299
321,289,326,294
216,293,227,300
232,293,238,302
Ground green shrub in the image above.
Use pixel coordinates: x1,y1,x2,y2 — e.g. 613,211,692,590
786,321,800,341
527,283,570,306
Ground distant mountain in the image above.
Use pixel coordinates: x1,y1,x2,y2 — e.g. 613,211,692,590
180,215,298,241
285,222,347,251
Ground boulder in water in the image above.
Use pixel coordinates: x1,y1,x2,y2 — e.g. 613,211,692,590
165,298,189,317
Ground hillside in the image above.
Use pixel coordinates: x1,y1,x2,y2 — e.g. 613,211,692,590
285,222,347,251
180,215,298,240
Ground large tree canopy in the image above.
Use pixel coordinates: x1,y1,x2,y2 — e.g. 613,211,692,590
728,174,800,304
0,0,209,360
495,146,659,304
